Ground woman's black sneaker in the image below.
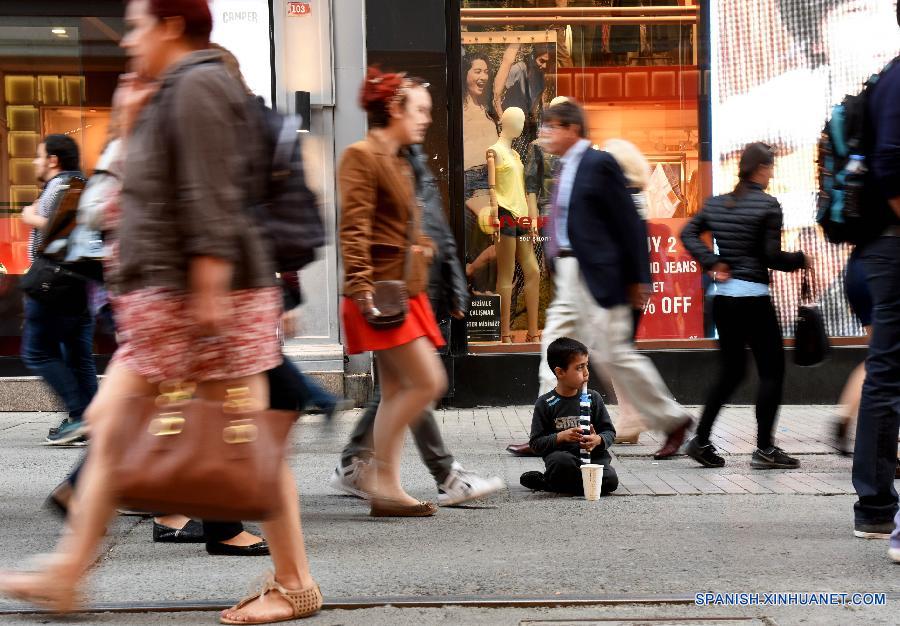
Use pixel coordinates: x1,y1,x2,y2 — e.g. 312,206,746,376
684,436,725,468
833,418,852,456
751,446,800,469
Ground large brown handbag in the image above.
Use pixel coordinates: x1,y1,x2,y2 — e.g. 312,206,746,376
114,383,297,521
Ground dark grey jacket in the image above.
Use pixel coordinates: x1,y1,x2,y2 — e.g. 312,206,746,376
406,145,468,321
681,183,805,284
114,50,273,295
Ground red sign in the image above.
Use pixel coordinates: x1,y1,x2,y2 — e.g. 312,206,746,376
635,218,705,340
287,2,311,17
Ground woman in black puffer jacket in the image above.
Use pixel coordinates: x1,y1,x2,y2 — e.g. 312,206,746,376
681,143,810,470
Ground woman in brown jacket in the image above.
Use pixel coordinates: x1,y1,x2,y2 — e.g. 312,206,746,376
339,68,448,517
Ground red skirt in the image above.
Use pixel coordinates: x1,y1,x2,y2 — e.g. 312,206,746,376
342,293,446,354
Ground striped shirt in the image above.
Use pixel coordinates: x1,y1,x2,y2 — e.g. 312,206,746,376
27,172,81,262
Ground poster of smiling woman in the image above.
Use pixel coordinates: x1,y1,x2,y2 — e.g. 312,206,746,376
461,32,557,342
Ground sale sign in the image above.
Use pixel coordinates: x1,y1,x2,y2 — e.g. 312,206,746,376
635,218,705,340
287,2,311,16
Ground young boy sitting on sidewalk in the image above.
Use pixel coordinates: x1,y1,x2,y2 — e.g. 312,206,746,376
520,337,619,495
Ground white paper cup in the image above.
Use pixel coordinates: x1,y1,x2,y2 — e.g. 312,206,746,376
581,463,603,501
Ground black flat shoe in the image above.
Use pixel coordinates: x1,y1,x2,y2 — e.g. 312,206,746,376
205,539,270,556
153,519,206,543
44,494,68,519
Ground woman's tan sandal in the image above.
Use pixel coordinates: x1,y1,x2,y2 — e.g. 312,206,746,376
0,569,80,614
220,573,323,625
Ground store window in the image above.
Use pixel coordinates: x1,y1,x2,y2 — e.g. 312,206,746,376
460,1,704,351
0,10,126,357
0,2,275,360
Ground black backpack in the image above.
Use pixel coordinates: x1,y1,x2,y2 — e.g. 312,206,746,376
816,58,898,245
252,101,326,273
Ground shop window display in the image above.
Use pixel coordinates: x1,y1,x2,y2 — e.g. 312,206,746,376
461,1,704,349
0,15,126,356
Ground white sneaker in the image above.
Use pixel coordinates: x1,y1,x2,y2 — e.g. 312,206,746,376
328,458,370,500
437,462,505,506
890,546,900,563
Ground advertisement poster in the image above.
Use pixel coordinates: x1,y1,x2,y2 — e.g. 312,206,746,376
467,295,501,343
209,0,273,104
635,218,704,341
461,32,557,342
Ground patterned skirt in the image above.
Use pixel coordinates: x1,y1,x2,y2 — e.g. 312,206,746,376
111,286,282,383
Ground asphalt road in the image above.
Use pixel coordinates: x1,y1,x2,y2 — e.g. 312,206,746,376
0,410,896,626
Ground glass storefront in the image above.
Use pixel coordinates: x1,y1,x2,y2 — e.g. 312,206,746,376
457,0,898,355
0,5,126,358
459,1,705,351
0,2,277,362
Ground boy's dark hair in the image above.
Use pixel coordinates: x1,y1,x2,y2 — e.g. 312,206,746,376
42,134,80,172
544,100,587,138
547,337,589,374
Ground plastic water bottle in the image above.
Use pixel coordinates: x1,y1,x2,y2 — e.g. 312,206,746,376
579,383,592,464
843,154,867,219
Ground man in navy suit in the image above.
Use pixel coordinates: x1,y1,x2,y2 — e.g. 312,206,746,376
537,100,692,459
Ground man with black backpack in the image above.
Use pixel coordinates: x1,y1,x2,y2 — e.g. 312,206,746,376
848,7,900,557
20,135,97,446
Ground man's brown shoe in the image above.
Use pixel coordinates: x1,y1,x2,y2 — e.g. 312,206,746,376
653,418,692,459
506,443,537,456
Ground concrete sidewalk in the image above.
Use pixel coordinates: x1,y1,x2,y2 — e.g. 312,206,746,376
441,404,858,497
0,406,896,626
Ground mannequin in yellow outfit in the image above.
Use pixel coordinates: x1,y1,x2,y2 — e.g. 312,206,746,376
486,106,540,343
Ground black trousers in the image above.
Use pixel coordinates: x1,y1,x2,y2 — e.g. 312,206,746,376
543,451,619,495
853,236,900,524
696,296,784,450
202,521,244,542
